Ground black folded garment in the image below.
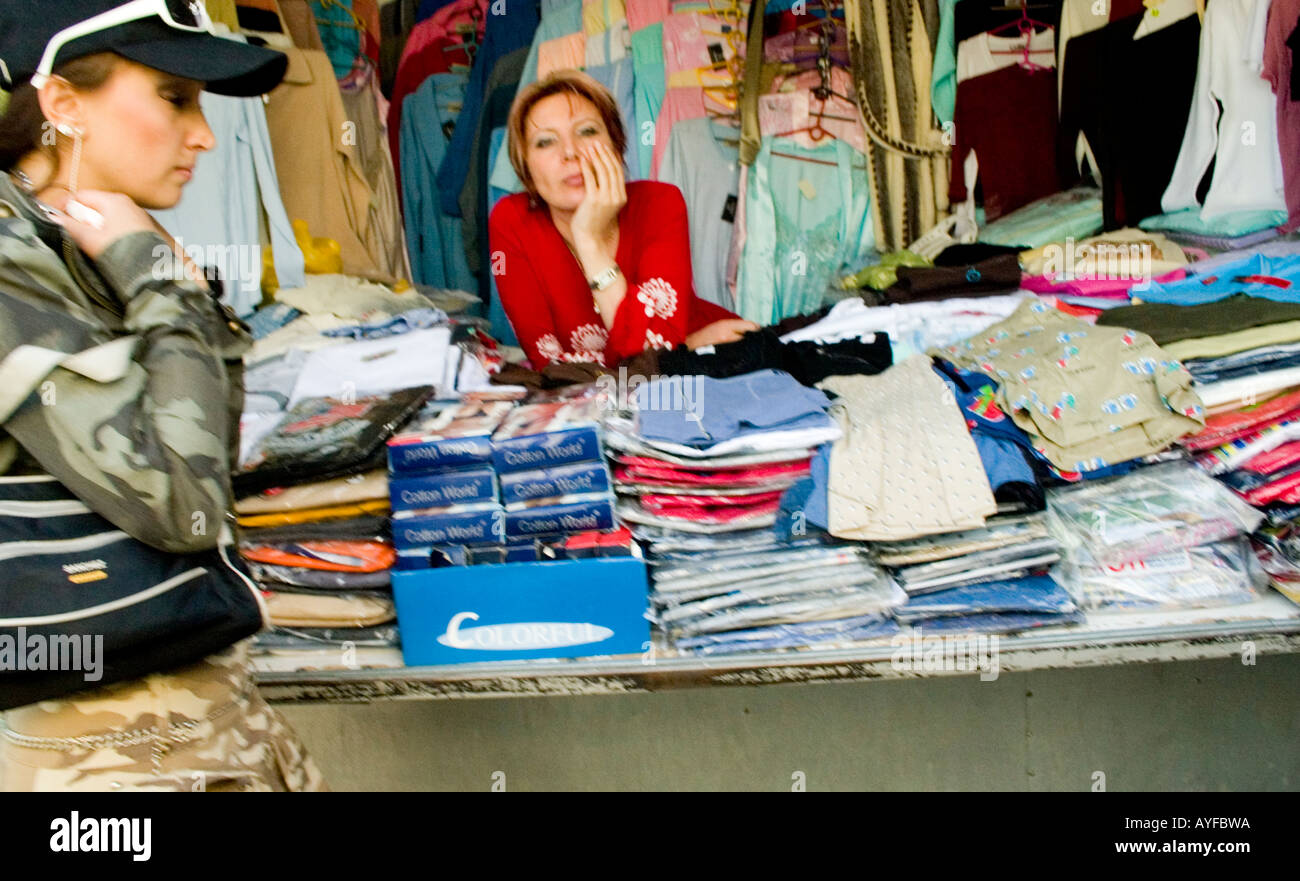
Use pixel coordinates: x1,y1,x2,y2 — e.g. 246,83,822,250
245,562,393,590
654,328,893,386
884,254,1023,303
238,515,391,546
234,385,434,497
932,243,1023,267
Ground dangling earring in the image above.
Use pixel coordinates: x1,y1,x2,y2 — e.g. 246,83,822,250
57,123,84,196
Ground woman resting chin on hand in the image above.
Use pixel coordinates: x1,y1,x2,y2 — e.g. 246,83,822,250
488,69,758,369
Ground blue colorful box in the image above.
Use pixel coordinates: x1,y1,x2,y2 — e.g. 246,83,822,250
392,555,651,665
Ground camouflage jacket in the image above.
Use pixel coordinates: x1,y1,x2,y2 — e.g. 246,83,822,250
0,172,251,553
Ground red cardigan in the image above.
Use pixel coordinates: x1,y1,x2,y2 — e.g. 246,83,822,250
489,180,737,368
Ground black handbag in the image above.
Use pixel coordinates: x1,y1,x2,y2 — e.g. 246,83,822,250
0,473,267,711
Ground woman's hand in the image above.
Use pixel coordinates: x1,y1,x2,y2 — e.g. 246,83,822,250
685,318,760,350
49,189,210,288
45,189,160,261
570,140,627,253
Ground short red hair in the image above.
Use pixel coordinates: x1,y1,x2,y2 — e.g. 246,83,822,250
506,69,627,201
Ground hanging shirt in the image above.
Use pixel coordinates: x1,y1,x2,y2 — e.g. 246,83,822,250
758,66,866,155
488,181,737,367
955,26,1055,85
1263,0,1300,232
631,22,668,178
1162,0,1287,221
435,0,540,217
151,88,306,316
264,47,385,278
401,73,480,292
735,135,874,325
1058,12,1201,229
487,0,585,195
658,117,741,310
950,60,1061,222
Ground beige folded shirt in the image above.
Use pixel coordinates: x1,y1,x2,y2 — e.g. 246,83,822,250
235,470,389,514
264,592,396,629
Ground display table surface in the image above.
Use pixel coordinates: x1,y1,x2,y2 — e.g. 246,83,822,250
253,593,1300,703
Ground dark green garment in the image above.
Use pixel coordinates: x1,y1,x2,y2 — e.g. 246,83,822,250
1097,294,1300,345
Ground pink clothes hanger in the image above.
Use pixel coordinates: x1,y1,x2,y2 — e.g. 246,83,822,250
987,0,1054,73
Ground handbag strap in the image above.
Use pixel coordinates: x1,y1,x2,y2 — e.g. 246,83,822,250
0,336,139,424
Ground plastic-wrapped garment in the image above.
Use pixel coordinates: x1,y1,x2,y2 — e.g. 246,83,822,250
1249,536,1300,605
246,562,393,590
240,540,396,573
1046,461,1264,567
235,470,389,514
892,539,1062,596
656,556,887,607
873,513,1050,566
894,575,1076,623
253,625,401,649
262,590,397,628
615,499,779,533
238,515,390,546
908,610,1086,634
1055,536,1265,611
667,577,908,637
675,616,901,655
652,546,869,593
235,386,435,496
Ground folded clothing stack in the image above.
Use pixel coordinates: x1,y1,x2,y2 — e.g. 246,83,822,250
608,370,841,533
639,528,904,656
877,515,1081,635
1047,461,1266,610
233,387,437,668
611,370,910,654
248,625,404,673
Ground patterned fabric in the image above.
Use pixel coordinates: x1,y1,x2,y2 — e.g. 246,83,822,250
0,173,248,554
935,300,1206,472
1,643,326,792
842,0,950,252
818,355,996,541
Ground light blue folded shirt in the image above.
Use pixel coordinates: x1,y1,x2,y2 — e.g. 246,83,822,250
636,369,833,447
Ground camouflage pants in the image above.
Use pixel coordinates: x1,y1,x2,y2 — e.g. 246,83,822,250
0,641,327,792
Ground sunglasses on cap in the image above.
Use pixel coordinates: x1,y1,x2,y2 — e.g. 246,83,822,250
30,0,212,89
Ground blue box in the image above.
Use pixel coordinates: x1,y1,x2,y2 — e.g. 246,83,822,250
391,505,502,550
504,497,615,540
389,468,497,514
392,556,650,665
500,461,612,509
492,426,602,474
388,434,494,475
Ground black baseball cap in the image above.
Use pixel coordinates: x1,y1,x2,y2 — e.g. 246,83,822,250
0,0,288,97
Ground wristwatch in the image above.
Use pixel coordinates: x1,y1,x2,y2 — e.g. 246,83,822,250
588,264,621,292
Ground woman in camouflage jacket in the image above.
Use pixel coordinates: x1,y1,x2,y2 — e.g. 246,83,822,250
0,3,324,791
